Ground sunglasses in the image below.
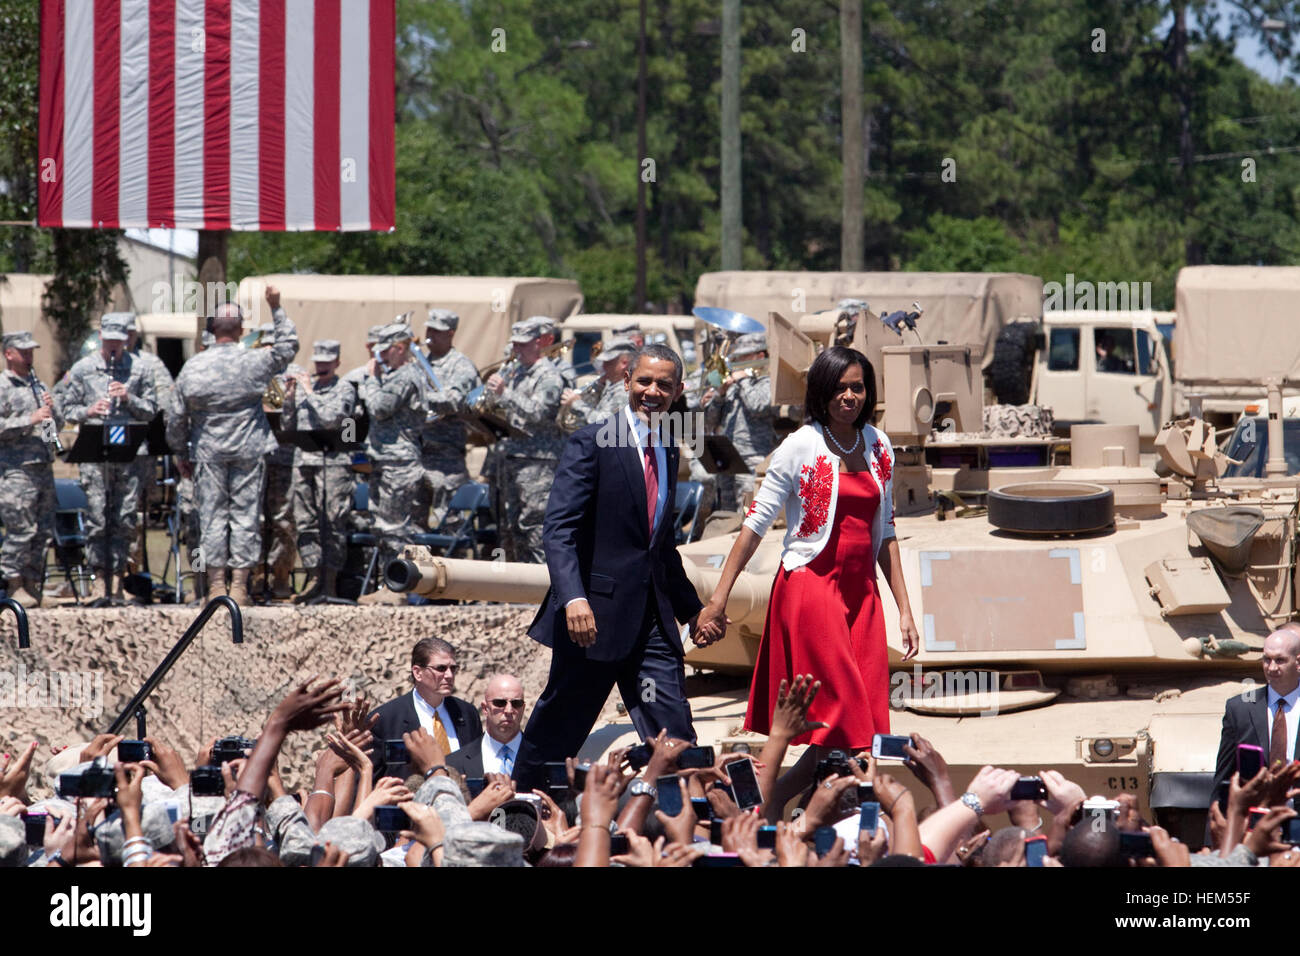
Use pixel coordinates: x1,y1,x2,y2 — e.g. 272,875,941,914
421,663,458,674
489,698,525,710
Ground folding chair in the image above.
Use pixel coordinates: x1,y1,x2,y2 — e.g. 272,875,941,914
45,478,93,603
340,480,381,600
410,482,491,559
672,480,704,545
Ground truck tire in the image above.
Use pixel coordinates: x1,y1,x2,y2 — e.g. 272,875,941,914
989,321,1039,406
987,482,1113,535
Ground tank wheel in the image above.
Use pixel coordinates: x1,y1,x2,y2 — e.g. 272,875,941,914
989,321,1040,406
987,482,1114,535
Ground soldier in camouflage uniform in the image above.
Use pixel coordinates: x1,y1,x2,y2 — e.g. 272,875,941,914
680,364,718,536
486,318,565,563
702,332,774,513
121,314,174,576
612,323,645,349
0,331,60,608
559,336,634,430
174,331,213,599
533,317,576,389
165,287,297,606
414,309,480,531
250,324,299,600
54,314,159,603
340,324,386,535
358,322,428,603
282,339,355,603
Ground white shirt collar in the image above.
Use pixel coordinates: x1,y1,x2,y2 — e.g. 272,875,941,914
480,732,524,774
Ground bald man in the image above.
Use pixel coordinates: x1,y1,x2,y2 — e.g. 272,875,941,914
446,674,527,778
1210,625,1300,810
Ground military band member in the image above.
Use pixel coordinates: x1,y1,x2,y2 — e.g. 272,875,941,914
252,325,300,601
559,336,635,429
358,322,428,603
0,331,60,608
121,313,175,575
165,287,298,606
412,308,480,531
487,318,565,563
613,322,645,349
533,317,576,389
681,363,719,537
282,339,355,603
54,314,159,603
702,332,775,513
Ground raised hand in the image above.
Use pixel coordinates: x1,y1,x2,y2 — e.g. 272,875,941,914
0,741,39,800
272,676,348,732
902,734,955,805
769,675,828,742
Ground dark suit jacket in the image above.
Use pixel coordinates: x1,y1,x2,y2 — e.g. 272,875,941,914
367,692,482,779
1211,689,1300,806
446,739,484,778
527,412,703,663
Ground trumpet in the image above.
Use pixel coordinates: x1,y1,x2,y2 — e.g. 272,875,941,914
686,354,766,399
27,372,62,453
558,376,605,432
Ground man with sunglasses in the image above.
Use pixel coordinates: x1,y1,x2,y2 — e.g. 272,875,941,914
447,674,526,778
367,637,482,779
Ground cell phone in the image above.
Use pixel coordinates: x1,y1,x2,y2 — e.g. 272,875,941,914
383,739,410,769
1237,743,1265,781
189,765,225,797
691,797,711,822
872,733,911,761
1284,817,1300,845
656,775,684,816
726,756,762,811
544,762,570,794
572,762,592,791
710,819,723,844
373,806,411,833
1010,776,1048,801
609,833,630,856
859,801,880,836
857,783,875,805
676,746,715,770
1024,834,1048,867
694,852,744,868
757,825,777,849
813,825,838,857
22,812,47,846
626,743,653,771
117,739,153,763
465,777,486,799
1118,830,1154,859
1248,806,1269,830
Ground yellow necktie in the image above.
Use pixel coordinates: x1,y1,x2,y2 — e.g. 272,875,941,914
432,710,451,755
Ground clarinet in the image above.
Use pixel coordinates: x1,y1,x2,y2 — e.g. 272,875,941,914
27,371,63,453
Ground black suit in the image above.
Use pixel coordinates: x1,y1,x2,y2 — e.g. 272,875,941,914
1211,688,1300,808
513,411,703,790
446,739,485,779
367,692,482,780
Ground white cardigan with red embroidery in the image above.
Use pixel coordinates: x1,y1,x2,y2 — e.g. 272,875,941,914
741,422,896,572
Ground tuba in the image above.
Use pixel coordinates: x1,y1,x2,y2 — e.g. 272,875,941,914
558,377,605,432
469,355,520,416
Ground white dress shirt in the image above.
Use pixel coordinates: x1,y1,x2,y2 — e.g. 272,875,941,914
1268,685,1300,762
624,405,668,534
480,732,524,775
411,689,460,754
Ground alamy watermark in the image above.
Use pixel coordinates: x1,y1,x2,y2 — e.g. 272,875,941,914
0,662,104,718
593,410,709,459
1043,273,1152,312
889,664,999,717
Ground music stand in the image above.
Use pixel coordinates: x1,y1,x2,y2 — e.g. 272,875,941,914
67,423,150,607
699,435,750,475
279,426,357,605
457,408,525,445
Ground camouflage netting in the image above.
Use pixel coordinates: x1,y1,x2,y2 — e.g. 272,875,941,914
0,604,556,797
981,404,1055,439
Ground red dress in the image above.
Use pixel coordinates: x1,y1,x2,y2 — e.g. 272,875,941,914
744,469,890,750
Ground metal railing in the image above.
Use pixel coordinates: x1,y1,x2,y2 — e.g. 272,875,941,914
105,596,243,736
0,597,29,649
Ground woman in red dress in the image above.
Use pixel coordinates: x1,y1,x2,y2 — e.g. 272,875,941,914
694,346,919,807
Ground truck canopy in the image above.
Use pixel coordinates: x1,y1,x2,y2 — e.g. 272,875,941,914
238,275,583,374
1174,266,1300,383
694,271,1042,369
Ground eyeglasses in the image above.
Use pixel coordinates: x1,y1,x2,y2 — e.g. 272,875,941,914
420,663,458,674
489,698,525,710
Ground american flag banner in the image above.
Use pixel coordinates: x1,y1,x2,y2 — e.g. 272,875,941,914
38,0,395,231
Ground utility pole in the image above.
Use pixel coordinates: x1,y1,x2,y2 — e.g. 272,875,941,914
636,0,648,309
840,0,864,271
720,0,741,270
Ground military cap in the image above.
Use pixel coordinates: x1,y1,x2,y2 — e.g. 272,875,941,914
265,795,317,866
441,820,527,867
3,330,40,350
836,298,869,313
376,323,414,349
425,308,460,332
99,314,130,341
510,318,542,344
311,339,341,362
493,799,547,853
0,816,24,867
315,816,386,867
612,322,643,337
366,324,387,345
729,332,767,360
599,336,637,363
102,311,138,334
94,804,178,864
529,316,557,336
413,774,473,828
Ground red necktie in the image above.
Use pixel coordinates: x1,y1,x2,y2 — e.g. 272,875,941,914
644,444,659,534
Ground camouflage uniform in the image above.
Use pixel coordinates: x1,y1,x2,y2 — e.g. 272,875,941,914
165,308,298,570
54,344,158,572
283,366,355,572
0,348,59,593
416,346,479,530
706,372,774,513
495,356,564,563
258,366,299,588
532,317,576,389
568,376,629,426
362,348,428,568
682,367,718,532
127,344,174,571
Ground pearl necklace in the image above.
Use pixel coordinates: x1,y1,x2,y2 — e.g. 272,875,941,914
825,426,861,457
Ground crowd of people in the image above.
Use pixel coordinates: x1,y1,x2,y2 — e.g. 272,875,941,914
2,640,1296,868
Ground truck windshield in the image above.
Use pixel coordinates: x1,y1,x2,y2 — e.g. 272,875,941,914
1221,417,1300,478
1048,328,1079,371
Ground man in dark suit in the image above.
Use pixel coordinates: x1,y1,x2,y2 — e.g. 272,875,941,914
368,636,482,780
512,345,705,791
447,673,526,779
1211,625,1300,809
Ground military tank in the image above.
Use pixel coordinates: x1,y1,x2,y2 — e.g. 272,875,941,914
389,307,1296,846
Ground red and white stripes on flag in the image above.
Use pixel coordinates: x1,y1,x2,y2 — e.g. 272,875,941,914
38,0,395,231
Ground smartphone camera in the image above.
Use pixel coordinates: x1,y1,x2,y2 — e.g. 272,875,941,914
609,833,630,856
1117,830,1154,859
859,801,880,836
675,746,715,770
1024,835,1048,867
872,734,911,761
117,739,153,763
757,825,777,850
373,806,411,834
572,761,592,791
383,739,410,769
626,743,653,771
544,762,570,795
691,797,712,822
1010,776,1048,802
22,812,48,846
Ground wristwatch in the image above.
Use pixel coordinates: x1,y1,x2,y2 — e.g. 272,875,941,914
959,791,984,816
424,765,448,779
629,779,658,800
48,851,72,868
